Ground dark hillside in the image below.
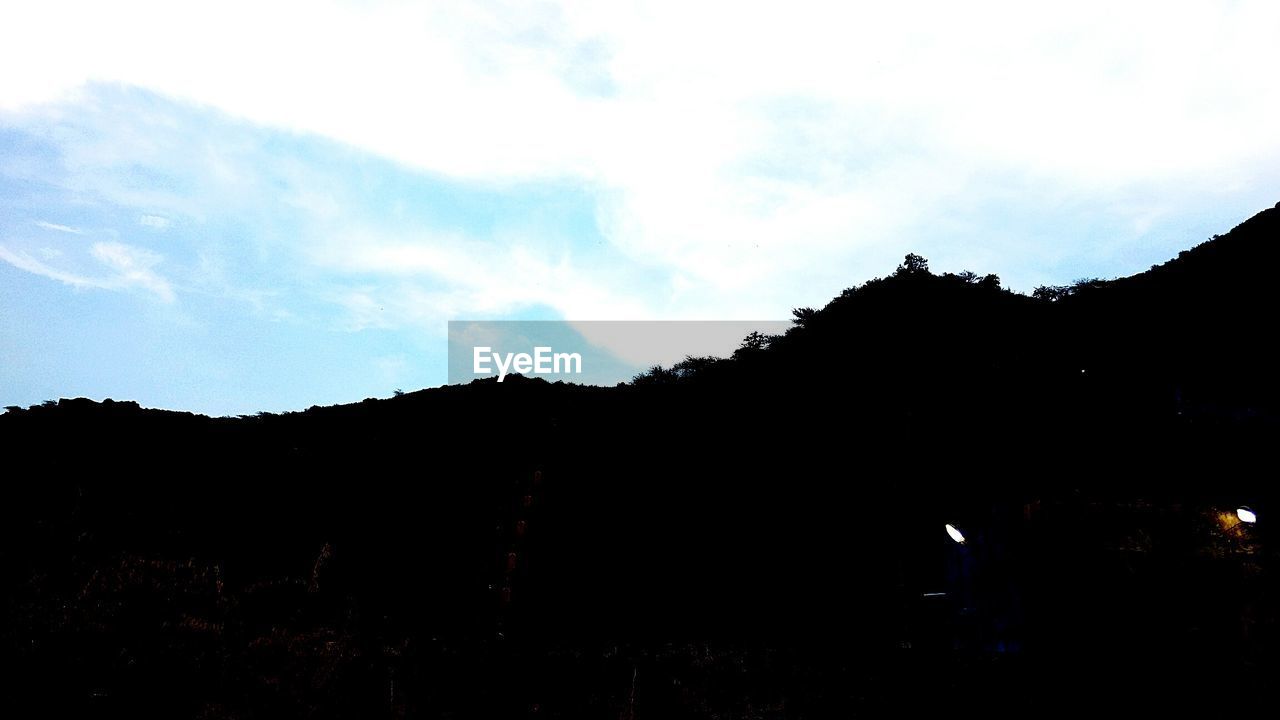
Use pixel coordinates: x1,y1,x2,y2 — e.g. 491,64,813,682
3,204,1279,717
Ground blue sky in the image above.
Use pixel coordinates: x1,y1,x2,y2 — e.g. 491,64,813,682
3,1,1280,416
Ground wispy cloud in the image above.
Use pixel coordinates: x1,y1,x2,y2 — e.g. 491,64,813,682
90,241,175,302
0,244,102,289
139,214,171,230
0,240,175,302
313,228,653,326
35,220,82,234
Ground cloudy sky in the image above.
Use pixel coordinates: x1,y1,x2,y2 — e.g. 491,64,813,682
3,0,1279,415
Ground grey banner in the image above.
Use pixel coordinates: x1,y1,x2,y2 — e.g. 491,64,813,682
447,320,791,385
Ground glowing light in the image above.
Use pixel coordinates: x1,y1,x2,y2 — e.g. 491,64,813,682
945,524,966,544
1237,507,1257,524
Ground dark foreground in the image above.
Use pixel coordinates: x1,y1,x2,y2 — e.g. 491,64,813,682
2,391,1275,718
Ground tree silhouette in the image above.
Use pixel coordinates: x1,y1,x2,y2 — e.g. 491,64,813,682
897,252,930,275
791,307,818,326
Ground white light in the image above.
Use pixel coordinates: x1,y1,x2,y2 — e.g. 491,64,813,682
945,524,966,544
1237,507,1257,524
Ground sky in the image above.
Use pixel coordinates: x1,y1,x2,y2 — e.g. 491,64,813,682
2,0,1279,416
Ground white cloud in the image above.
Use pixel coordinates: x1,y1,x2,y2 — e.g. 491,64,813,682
3,0,1279,314
0,241,175,302
35,220,83,234
139,214,171,230
90,241,175,301
0,244,103,289
315,227,654,331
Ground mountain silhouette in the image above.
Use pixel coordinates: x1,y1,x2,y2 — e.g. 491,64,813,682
3,203,1278,718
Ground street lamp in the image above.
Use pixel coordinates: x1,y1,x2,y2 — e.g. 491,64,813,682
1237,507,1257,524
945,523,966,544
